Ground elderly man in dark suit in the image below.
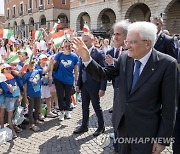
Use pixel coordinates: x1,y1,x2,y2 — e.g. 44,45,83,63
151,17,176,59
72,21,178,154
73,33,107,136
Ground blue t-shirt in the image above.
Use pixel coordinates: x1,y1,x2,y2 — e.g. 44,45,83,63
53,52,79,85
1,79,20,98
15,61,25,92
23,70,43,97
0,83,5,103
35,64,49,86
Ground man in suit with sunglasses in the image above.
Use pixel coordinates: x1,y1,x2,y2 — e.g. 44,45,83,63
151,17,176,59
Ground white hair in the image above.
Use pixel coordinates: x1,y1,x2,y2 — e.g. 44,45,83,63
113,20,131,36
128,21,157,46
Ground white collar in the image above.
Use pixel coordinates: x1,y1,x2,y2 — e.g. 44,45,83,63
134,49,152,74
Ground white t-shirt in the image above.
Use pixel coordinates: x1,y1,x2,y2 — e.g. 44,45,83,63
0,47,7,56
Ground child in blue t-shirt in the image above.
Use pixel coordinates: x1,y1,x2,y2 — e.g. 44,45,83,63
23,61,51,131
0,64,21,138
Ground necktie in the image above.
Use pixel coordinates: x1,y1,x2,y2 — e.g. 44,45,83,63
131,60,141,91
115,48,120,58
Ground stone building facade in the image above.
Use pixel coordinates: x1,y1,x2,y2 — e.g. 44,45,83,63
4,0,70,38
0,14,5,28
70,0,180,35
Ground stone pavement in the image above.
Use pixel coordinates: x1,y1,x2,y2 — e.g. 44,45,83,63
0,84,173,154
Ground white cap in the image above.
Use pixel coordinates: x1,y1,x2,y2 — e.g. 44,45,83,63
39,54,47,60
39,40,47,51
1,63,11,70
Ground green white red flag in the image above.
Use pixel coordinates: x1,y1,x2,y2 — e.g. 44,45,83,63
20,53,33,73
50,23,62,34
52,29,73,48
0,29,14,39
82,22,90,32
52,30,65,48
31,30,43,40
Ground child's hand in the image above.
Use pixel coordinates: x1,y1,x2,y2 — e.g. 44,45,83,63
7,84,14,93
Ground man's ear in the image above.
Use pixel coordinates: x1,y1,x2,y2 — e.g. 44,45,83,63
146,40,152,49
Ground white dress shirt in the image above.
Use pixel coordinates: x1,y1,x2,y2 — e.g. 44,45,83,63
134,49,152,75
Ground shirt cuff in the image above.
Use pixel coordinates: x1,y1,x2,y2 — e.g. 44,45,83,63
83,57,93,67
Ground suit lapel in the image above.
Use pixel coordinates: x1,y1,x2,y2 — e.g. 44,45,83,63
130,50,158,95
126,57,134,94
90,48,95,57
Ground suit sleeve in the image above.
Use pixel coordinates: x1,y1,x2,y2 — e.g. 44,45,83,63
157,59,178,145
76,60,82,89
165,36,176,59
86,56,120,82
97,52,107,91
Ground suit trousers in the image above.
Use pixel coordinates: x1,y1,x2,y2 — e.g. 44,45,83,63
117,116,153,154
81,85,104,128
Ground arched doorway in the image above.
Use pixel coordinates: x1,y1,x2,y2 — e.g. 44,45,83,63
20,19,25,37
40,15,46,29
97,9,116,32
165,0,180,35
57,14,68,28
29,17,34,32
13,21,17,37
76,12,91,31
125,3,151,22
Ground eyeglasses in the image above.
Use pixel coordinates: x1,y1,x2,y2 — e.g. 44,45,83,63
124,40,147,46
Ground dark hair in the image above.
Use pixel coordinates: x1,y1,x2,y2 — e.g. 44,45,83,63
10,45,13,52
4,39,9,51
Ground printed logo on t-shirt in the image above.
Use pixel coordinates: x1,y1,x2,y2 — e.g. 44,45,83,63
29,73,40,84
29,73,41,92
61,60,72,68
12,83,20,97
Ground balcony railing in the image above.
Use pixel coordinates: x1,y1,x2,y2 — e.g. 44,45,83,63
39,5,44,11
28,8,32,14
12,14,15,18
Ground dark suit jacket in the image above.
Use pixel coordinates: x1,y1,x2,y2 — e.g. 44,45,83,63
154,32,176,59
77,47,107,93
86,49,178,145
106,47,115,58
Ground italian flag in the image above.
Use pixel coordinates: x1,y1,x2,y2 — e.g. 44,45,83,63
50,23,62,34
20,53,33,73
64,28,72,40
8,36,16,45
6,54,19,64
82,22,90,32
31,30,43,40
0,29,14,39
52,30,65,48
